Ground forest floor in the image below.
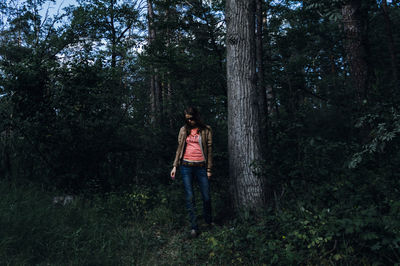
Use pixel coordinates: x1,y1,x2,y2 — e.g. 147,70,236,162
0,179,241,265
0,179,397,265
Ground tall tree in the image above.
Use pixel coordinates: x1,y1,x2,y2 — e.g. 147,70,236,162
341,0,369,103
226,0,267,210
71,0,142,69
256,0,268,134
381,0,398,85
146,0,161,121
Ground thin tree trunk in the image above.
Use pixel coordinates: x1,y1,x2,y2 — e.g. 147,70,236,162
226,0,267,210
147,0,161,119
147,0,156,116
147,0,156,44
111,0,117,69
382,0,398,84
256,0,268,145
263,1,275,117
200,4,224,74
341,0,368,103
166,76,173,129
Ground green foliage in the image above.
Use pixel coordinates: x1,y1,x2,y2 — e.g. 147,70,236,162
125,186,153,216
69,0,143,67
171,201,400,264
1,0,400,263
2,175,400,265
0,180,160,265
350,107,400,168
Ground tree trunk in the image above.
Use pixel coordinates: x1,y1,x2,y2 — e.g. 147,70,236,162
226,0,267,210
263,1,275,117
382,0,398,84
341,0,368,103
256,0,268,142
111,0,116,69
147,0,161,120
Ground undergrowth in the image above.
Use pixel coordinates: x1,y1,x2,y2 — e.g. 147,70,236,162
1,178,399,265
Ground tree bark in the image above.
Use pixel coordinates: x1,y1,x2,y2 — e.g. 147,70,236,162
147,0,161,120
382,0,398,84
111,0,116,69
256,0,268,143
262,1,276,117
226,0,267,210
341,0,369,103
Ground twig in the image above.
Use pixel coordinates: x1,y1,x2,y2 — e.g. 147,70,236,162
319,239,337,260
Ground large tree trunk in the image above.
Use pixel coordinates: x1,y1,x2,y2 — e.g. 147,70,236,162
341,0,369,103
382,0,398,85
147,0,161,120
226,0,267,210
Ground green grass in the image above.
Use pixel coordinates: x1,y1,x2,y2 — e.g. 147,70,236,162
0,180,162,265
0,178,230,265
1,179,399,265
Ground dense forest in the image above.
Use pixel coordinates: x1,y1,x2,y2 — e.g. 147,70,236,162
1,0,400,264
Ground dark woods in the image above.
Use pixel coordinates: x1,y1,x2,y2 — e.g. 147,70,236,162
0,0,400,263
0,0,227,193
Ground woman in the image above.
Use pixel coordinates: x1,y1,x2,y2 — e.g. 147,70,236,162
170,106,213,237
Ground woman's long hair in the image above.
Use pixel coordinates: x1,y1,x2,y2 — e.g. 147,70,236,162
184,106,207,134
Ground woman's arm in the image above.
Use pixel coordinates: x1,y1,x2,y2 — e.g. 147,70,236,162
172,127,185,168
171,127,185,179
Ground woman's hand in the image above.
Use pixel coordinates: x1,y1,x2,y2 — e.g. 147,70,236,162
170,167,177,180
207,171,212,179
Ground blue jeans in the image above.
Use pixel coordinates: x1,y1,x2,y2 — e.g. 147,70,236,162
180,165,212,230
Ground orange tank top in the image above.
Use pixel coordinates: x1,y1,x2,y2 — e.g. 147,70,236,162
183,128,205,161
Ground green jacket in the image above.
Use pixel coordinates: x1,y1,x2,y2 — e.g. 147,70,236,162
173,125,213,173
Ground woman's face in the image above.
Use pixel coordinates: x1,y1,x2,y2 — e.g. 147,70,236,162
185,114,196,127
